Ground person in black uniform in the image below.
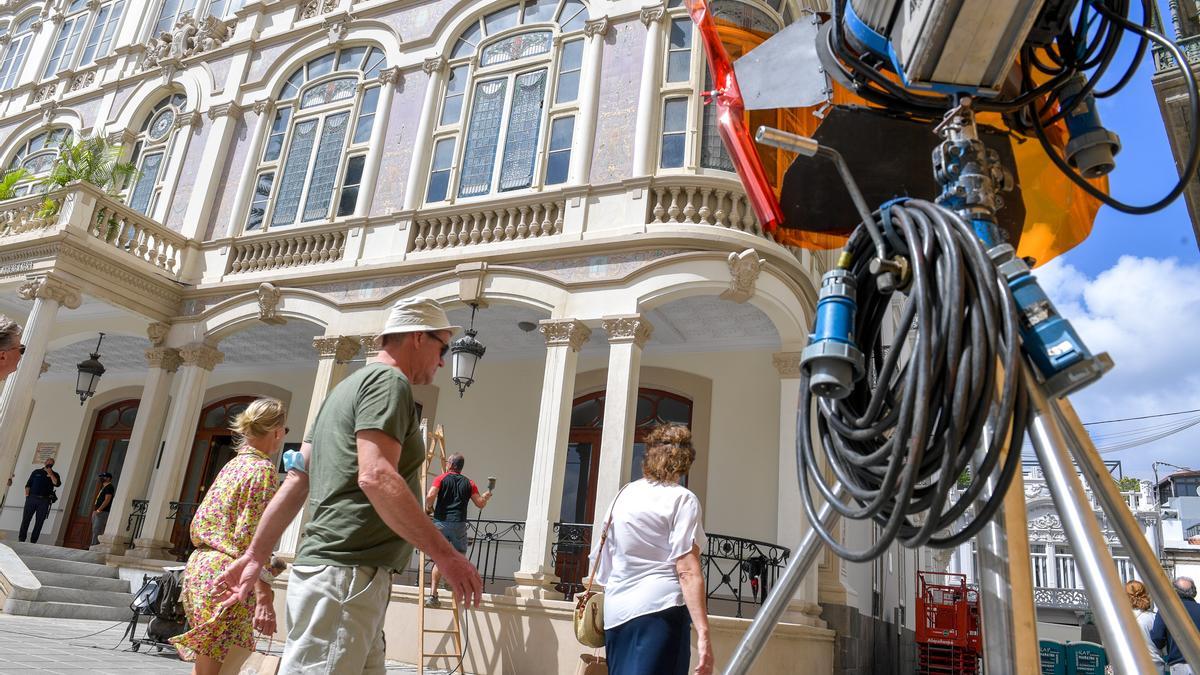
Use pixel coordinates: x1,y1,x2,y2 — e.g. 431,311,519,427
20,458,60,543
424,453,491,607
91,471,115,546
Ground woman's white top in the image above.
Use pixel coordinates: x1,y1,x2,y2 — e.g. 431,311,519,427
589,478,707,630
1134,608,1166,667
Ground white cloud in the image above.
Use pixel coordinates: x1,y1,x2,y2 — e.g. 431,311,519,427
1035,255,1200,480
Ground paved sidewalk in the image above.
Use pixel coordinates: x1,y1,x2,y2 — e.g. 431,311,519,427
0,614,447,674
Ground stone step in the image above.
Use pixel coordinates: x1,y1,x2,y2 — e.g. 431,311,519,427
3,598,134,622
32,570,131,594
19,555,119,578
34,584,132,608
4,541,107,565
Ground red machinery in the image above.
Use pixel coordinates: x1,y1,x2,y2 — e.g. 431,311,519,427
916,571,982,674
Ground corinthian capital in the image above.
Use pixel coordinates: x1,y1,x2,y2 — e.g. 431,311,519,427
584,16,610,38
17,276,82,310
178,343,224,371
640,3,665,25
313,335,362,363
146,347,182,372
539,319,591,351
602,315,653,347
422,56,447,75
772,351,803,378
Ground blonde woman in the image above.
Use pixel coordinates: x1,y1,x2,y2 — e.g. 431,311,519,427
171,398,286,674
1127,580,1167,672
589,423,713,675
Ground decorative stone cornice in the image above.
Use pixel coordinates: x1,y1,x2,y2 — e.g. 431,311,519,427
145,346,182,372
253,99,269,115
147,322,170,347
174,109,202,130
256,282,285,325
378,66,402,87
313,335,362,363
359,334,379,355
106,128,137,147
68,70,94,92
422,56,447,75
772,352,803,378
584,16,611,38
300,0,339,20
602,315,653,347
207,101,244,121
323,11,352,44
17,275,82,309
640,3,666,25
720,248,766,303
32,83,56,104
40,100,58,125
178,343,224,371
539,319,591,351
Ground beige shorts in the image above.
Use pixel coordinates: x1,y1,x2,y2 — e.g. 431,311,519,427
280,564,392,675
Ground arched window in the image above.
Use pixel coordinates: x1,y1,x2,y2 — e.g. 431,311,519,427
245,46,386,231
6,127,74,196
152,0,243,36
42,0,127,79
126,93,188,216
658,0,795,185
424,0,589,204
0,14,37,90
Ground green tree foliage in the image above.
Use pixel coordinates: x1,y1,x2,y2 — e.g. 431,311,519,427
33,135,138,218
1116,476,1142,493
0,168,29,201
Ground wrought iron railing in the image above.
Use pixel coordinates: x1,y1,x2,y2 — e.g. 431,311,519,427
703,534,790,618
125,499,149,549
167,501,201,562
552,522,593,600
465,518,525,587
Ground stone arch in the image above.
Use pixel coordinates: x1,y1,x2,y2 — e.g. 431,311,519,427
427,0,596,58
247,26,400,95
180,287,339,345
105,74,206,134
0,113,83,168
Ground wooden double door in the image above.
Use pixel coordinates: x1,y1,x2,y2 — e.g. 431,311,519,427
63,400,139,549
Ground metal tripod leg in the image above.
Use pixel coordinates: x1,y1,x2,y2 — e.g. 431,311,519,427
1051,397,1200,668
723,484,845,675
1022,364,1157,674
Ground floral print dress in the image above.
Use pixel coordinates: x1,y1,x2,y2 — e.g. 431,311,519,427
171,447,278,662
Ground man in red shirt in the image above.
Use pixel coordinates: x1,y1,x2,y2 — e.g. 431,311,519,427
424,453,491,606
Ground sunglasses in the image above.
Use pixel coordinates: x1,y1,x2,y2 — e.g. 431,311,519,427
284,427,290,435
426,332,450,358
5,344,24,355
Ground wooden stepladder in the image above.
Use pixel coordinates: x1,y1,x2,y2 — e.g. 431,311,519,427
416,421,465,674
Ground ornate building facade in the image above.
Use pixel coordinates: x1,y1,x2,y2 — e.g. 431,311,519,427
1153,0,1200,249
0,0,865,670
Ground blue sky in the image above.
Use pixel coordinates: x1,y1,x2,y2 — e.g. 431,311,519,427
1033,0,1200,482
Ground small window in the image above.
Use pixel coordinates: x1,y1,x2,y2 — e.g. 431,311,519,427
247,172,274,230
660,98,688,168
337,155,365,216
667,19,692,82
555,40,584,104
440,66,469,126
263,108,292,162
427,138,455,203
545,116,573,185
353,87,379,143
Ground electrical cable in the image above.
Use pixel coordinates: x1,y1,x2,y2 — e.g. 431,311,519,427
797,199,1030,562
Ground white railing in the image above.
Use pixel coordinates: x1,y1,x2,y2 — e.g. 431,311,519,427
0,193,54,238
227,226,347,274
646,179,768,238
89,200,187,278
409,199,565,253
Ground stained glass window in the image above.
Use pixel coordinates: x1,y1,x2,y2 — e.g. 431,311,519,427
481,31,552,67
302,112,350,222
458,79,507,198
498,70,548,191
148,109,175,141
272,119,318,226
129,152,163,214
301,77,358,108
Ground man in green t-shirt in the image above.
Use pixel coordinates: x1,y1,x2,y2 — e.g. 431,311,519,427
218,297,483,674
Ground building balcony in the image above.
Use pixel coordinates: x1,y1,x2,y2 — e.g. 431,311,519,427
1032,587,1090,610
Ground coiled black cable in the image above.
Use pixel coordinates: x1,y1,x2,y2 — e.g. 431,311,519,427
797,200,1030,562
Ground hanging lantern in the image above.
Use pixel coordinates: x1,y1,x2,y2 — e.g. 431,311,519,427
75,332,106,405
449,304,486,397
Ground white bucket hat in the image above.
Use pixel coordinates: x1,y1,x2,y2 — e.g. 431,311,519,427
378,297,461,343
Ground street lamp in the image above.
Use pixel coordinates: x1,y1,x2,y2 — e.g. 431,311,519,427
449,303,486,397
75,332,106,405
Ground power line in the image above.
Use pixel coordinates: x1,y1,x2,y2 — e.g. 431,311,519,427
1082,408,1200,426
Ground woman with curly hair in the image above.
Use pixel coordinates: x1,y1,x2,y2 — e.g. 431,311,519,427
1126,580,1167,672
171,398,286,674
589,422,713,675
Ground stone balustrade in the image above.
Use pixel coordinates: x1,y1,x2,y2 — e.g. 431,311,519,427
409,198,566,253
226,225,347,274
89,200,188,278
646,177,768,238
0,194,52,238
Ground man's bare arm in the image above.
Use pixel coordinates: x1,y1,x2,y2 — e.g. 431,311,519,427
425,484,439,514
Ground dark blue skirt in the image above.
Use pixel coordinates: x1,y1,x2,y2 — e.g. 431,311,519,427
604,604,692,675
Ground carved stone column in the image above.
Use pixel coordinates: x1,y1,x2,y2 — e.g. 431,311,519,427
0,276,81,510
569,17,611,185
131,343,223,560
276,335,362,559
772,351,823,625
180,102,243,242
588,316,652,551
96,335,181,555
631,3,667,177
402,57,449,210
513,319,591,597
